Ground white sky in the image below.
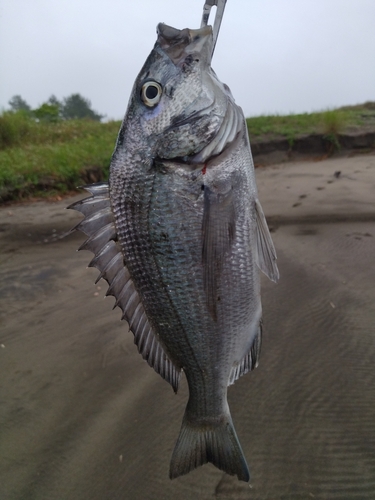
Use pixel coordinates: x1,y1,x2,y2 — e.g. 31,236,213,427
0,0,374,120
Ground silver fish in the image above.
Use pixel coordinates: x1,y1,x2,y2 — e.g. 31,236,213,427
69,23,278,482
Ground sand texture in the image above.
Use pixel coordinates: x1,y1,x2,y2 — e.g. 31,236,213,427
1,154,375,499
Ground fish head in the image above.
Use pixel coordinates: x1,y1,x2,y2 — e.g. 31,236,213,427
117,23,231,164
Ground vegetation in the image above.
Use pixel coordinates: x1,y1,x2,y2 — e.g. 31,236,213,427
0,93,108,201
246,102,375,140
8,95,31,113
0,114,119,201
0,100,374,202
60,94,103,121
7,93,103,123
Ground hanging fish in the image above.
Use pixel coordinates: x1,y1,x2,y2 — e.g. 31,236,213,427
69,9,278,483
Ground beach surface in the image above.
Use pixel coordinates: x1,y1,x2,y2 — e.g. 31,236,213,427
1,154,375,500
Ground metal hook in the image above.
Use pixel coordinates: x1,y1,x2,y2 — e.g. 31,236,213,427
200,0,227,57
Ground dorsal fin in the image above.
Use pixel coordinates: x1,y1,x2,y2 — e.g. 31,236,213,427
68,183,181,392
228,321,262,386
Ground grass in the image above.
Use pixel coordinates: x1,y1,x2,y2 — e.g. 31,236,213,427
246,104,375,140
0,115,120,201
246,103,375,153
0,111,120,149
1,103,374,202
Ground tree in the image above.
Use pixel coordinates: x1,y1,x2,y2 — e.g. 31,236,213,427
61,93,103,121
8,95,31,113
33,95,62,122
47,94,61,108
34,103,60,122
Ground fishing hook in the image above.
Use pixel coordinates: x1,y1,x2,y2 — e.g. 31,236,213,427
200,0,227,56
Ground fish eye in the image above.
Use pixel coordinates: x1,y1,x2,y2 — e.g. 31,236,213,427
141,81,162,107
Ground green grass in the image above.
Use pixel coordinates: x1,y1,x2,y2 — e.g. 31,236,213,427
0,116,120,201
0,111,120,149
1,103,374,202
246,103,375,140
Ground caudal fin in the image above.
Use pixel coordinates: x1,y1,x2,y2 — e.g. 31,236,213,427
169,412,250,482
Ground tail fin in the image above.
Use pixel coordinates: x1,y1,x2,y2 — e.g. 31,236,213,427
169,412,250,482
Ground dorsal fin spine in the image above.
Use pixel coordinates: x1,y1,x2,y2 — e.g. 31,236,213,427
119,289,138,318
128,302,144,329
113,279,133,309
106,267,128,298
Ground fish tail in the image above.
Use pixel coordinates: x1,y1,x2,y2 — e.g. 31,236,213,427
169,411,250,482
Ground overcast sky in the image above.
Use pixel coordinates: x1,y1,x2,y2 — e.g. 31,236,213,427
1,0,374,120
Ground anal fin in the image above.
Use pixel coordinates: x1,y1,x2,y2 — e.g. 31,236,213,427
228,321,262,385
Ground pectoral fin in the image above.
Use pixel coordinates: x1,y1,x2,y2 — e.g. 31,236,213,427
254,199,279,282
202,186,236,321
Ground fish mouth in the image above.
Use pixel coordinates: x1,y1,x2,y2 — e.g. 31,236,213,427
157,23,213,46
157,23,213,65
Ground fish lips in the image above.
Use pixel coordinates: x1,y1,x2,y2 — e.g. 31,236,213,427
157,23,213,67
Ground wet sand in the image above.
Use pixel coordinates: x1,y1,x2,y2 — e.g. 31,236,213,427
1,154,375,499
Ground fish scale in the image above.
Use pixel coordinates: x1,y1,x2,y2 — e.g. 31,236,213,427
114,172,179,331
150,164,212,359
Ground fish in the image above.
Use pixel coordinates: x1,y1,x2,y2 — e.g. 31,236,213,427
69,22,279,482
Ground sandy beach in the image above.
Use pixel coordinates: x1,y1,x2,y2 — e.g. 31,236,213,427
1,153,375,500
